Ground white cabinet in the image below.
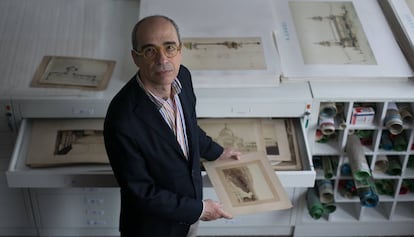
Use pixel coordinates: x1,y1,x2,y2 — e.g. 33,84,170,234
295,80,414,236
30,188,120,236
198,186,298,236
0,100,36,236
0,156,36,236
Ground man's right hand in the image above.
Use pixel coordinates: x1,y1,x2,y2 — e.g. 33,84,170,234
200,199,233,221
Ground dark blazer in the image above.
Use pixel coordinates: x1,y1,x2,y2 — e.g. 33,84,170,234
104,65,223,237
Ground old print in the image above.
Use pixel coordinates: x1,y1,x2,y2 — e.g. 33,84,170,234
203,152,292,215
289,1,377,65
198,118,302,170
26,119,109,167
31,55,115,90
55,130,104,156
218,161,279,207
181,37,266,70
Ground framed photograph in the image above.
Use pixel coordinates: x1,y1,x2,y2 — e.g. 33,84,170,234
26,119,109,168
31,55,115,90
203,152,292,215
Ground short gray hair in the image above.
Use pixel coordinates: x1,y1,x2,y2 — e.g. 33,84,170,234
131,15,181,50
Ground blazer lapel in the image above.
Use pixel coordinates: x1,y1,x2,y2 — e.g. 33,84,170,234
132,83,187,160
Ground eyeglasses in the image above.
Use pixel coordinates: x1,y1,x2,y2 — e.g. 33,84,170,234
133,43,181,59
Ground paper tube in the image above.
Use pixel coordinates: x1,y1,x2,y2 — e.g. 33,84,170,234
386,157,402,176
374,179,394,195
317,179,334,204
355,178,379,207
338,179,356,198
380,131,393,150
374,155,389,172
385,102,403,135
398,103,413,124
392,133,407,151
322,157,334,179
306,187,324,220
346,135,371,180
340,163,352,176
319,115,335,136
320,102,337,117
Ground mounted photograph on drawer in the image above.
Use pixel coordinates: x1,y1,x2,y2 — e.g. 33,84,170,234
30,55,115,91
25,119,108,167
198,118,302,171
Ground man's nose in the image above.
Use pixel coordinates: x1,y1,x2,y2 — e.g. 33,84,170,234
155,48,169,63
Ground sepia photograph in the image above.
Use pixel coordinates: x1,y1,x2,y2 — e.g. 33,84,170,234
31,55,115,90
198,118,302,170
26,119,109,167
203,152,292,215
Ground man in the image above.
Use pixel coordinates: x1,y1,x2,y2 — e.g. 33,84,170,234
104,15,241,237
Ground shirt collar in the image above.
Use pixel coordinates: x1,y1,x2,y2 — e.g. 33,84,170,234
136,73,182,109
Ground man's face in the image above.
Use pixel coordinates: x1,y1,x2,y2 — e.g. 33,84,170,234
132,18,182,88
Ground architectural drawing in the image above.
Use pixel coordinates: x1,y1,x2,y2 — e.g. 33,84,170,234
181,37,267,70
31,56,115,90
289,1,377,65
198,118,302,170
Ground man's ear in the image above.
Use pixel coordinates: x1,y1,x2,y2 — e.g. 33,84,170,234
131,50,140,67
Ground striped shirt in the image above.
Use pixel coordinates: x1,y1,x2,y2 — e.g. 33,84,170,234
136,74,189,158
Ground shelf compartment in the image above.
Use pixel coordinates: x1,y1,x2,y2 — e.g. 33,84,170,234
359,202,393,221
328,202,361,222
393,201,414,220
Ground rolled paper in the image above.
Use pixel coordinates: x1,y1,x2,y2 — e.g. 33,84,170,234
356,178,379,207
320,102,337,117
357,186,379,207
346,135,371,180
340,163,352,176
402,180,414,192
338,180,355,198
399,183,409,195
374,179,394,196
398,103,413,125
317,179,334,204
322,157,334,179
357,130,373,146
392,133,407,151
315,130,328,143
386,157,402,176
374,155,389,172
380,131,393,151
306,187,325,220
312,156,322,169
335,113,347,130
319,115,335,136
384,102,403,135
356,130,374,139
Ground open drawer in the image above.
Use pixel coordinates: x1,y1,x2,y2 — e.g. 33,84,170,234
7,118,314,188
